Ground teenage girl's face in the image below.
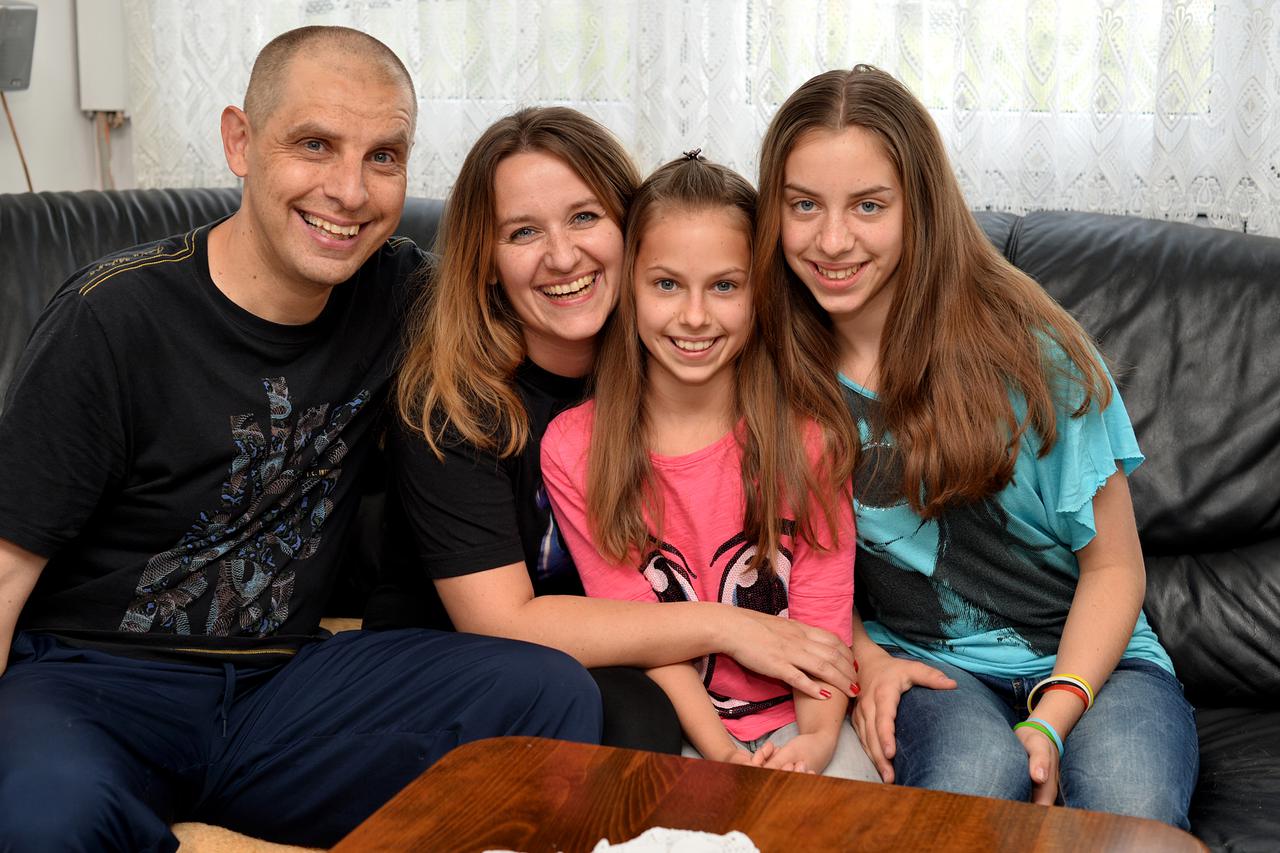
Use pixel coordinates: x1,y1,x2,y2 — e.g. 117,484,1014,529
780,126,905,330
491,150,624,374
633,206,753,396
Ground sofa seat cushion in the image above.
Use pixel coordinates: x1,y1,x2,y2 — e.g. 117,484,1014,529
1190,706,1280,852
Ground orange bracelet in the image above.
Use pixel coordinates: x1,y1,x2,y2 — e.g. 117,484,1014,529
1038,682,1089,710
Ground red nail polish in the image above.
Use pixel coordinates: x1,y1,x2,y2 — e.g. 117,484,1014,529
854,659,860,673
820,689,832,699
851,684,861,696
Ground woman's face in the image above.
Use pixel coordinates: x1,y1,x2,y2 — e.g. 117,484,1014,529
491,150,624,375
779,126,905,331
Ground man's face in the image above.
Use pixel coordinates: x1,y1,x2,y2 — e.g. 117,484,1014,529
229,50,414,295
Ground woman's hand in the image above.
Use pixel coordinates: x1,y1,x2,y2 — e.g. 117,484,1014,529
851,647,956,783
1015,723,1061,806
722,609,858,700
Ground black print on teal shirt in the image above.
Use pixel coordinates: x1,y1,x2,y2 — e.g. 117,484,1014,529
119,378,367,636
846,389,1073,657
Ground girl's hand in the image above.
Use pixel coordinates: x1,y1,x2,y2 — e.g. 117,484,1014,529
748,741,777,767
1014,724,1061,806
723,748,758,768
760,733,834,774
851,648,956,783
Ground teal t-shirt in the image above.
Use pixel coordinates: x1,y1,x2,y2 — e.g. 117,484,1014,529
844,357,1174,678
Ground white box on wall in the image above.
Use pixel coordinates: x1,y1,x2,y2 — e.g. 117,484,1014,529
0,1,38,91
75,0,128,113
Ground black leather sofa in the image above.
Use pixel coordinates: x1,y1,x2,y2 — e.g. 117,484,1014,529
1,189,1276,852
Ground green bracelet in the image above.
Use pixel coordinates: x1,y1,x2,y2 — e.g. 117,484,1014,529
1014,717,1064,756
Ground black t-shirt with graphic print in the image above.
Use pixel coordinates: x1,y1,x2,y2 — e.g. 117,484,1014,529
0,224,425,658
363,361,587,632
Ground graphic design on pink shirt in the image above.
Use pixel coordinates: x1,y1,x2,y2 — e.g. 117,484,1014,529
542,401,854,742
641,523,797,720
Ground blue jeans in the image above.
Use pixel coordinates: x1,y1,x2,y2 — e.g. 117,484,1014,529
888,649,1199,829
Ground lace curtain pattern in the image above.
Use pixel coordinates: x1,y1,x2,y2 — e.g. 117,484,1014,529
125,0,1280,235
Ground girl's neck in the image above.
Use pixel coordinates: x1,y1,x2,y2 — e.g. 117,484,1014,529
644,369,736,456
832,302,888,391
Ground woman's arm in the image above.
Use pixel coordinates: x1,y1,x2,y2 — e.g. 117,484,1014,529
1015,464,1146,805
435,565,857,698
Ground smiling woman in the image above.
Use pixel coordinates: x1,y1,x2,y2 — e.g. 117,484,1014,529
491,150,624,378
364,108,865,754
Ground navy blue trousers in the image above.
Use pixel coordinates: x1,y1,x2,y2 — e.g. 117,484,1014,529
0,628,601,852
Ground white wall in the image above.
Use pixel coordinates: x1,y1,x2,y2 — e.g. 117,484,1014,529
0,0,134,194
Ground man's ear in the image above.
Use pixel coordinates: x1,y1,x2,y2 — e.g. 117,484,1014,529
221,106,251,178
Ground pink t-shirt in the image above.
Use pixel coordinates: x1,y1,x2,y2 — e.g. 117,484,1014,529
542,401,854,742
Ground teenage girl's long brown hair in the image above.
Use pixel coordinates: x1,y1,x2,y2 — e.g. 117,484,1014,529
757,66,1112,519
397,107,639,457
587,154,856,571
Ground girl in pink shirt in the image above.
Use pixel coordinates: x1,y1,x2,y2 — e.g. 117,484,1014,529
542,152,878,780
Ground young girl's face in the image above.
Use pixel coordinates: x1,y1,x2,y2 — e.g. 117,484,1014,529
779,125,904,329
633,205,752,394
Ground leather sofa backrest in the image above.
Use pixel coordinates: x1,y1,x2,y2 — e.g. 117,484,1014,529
976,211,1280,707
0,188,443,406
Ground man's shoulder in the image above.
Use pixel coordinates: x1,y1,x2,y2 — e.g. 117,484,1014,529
368,235,431,278
357,236,431,314
60,227,208,309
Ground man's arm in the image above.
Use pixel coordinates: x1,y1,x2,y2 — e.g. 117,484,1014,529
435,565,857,699
0,538,46,678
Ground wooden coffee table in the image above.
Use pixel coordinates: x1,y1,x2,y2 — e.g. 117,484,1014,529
332,736,1207,852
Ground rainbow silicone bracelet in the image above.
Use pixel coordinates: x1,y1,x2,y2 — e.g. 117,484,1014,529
1028,674,1095,714
1054,673,1096,706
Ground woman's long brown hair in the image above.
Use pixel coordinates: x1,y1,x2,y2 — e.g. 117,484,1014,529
757,66,1112,518
587,155,856,572
397,107,640,457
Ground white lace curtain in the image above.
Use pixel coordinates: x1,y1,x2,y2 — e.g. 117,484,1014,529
125,0,1280,236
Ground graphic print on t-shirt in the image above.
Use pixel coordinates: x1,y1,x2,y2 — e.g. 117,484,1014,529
119,377,367,636
847,390,1072,657
535,484,576,584
639,526,795,719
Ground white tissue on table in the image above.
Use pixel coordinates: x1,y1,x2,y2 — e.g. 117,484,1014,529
590,827,761,852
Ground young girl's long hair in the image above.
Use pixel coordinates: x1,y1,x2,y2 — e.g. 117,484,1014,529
398,107,640,457
588,154,856,572
757,66,1112,519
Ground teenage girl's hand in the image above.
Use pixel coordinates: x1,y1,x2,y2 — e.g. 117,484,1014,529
851,647,956,783
723,609,858,700
1015,723,1061,806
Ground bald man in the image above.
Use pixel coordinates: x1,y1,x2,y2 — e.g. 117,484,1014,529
0,26,600,851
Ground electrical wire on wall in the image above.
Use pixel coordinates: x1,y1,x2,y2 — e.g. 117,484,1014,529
92,110,126,191
1,90,33,192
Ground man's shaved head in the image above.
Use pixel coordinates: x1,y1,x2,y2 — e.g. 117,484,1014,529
244,26,416,127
